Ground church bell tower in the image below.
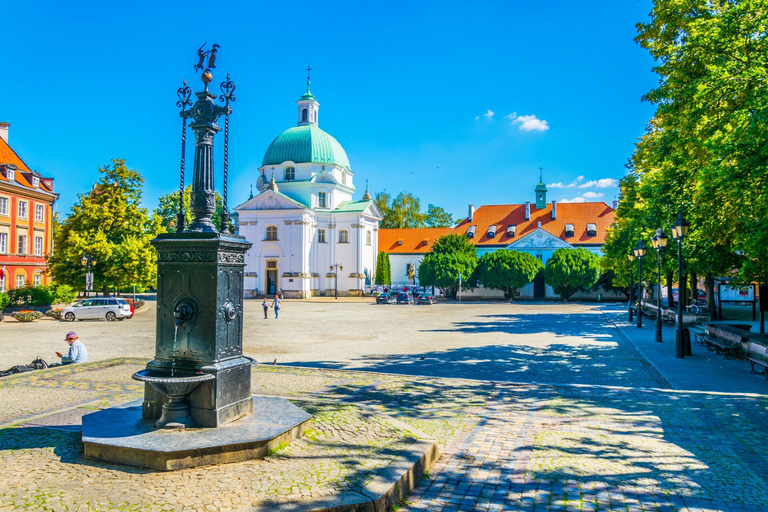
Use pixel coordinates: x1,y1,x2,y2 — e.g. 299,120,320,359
535,168,548,209
297,66,319,125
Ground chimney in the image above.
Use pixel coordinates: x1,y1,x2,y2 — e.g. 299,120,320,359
525,201,531,221
468,204,475,222
551,200,557,220
0,122,8,143
612,200,618,210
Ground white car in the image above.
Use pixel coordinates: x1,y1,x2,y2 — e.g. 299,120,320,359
62,298,132,322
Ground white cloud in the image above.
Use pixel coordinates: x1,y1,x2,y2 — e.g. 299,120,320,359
582,191,605,199
476,109,494,121
576,175,584,181
547,182,567,189
513,114,549,132
503,112,518,120
579,177,619,189
560,197,587,203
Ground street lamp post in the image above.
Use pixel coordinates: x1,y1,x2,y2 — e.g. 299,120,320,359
628,254,635,322
651,229,668,343
330,263,343,300
671,208,691,358
633,240,647,328
81,254,97,298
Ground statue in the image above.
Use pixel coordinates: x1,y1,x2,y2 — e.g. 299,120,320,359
194,43,220,72
208,44,219,69
195,43,207,72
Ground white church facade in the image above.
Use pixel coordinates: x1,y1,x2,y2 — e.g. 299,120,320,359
234,83,381,298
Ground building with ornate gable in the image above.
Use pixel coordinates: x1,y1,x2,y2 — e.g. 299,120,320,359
234,83,381,298
0,123,58,291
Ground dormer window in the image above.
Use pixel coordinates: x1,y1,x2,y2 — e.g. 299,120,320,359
284,167,295,181
7,169,14,180
487,225,497,238
467,225,477,239
506,224,517,237
587,223,597,237
32,177,39,187
565,223,575,237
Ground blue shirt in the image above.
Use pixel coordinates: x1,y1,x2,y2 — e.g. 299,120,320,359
62,340,88,364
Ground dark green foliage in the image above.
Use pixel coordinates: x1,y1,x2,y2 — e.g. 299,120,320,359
417,234,478,299
424,204,455,228
0,292,9,310
544,248,601,300
375,251,391,285
476,250,543,299
155,185,226,232
6,286,55,306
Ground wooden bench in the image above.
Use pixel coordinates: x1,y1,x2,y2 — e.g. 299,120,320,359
641,304,677,326
748,357,768,379
693,325,744,360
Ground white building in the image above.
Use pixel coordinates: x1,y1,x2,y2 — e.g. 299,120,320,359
234,82,381,298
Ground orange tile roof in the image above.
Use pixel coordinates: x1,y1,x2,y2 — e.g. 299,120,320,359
378,202,614,252
378,227,453,253
455,202,614,245
0,137,31,171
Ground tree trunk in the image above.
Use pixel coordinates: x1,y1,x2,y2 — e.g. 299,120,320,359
690,272,698,305
705,273,716,318
666,272,674,309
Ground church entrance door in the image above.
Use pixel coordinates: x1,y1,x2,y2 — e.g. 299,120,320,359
265,260,278,295
534,272,546,299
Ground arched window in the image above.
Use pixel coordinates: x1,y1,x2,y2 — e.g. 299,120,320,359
366,231,372,245
266,225,278,241
339,229,349,243
284,167,295,181
302,108,308,122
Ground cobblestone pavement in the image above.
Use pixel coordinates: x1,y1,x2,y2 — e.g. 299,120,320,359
1,362,768,511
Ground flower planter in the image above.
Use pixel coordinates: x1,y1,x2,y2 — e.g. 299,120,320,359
11,311,44,322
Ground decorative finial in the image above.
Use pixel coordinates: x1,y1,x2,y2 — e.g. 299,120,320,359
268,172,278,192
194,43,220,90
362,179,372,201
539,167,543,183
306,65,313,92
249,184,254,199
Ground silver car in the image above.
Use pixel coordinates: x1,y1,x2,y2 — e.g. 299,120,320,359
62,298,132,322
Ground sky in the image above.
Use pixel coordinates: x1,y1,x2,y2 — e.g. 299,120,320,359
1,0,658,221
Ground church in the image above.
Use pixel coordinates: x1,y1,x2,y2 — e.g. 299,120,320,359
234,81,382,298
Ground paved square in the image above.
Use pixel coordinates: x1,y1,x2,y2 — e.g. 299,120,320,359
1,302,766,511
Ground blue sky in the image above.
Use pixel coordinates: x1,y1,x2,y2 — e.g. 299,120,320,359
1,0,657,220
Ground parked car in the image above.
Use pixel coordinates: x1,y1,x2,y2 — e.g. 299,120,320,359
396,292,414,305
62,298,132,322
376,293,396,304
417,293,436,305
118,298,135,318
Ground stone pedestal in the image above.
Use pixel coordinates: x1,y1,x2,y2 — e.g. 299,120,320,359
141,231,253,427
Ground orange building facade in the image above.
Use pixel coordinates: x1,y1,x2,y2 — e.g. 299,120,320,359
0,123,58,291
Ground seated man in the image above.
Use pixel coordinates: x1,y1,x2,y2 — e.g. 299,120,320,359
56,332,88,365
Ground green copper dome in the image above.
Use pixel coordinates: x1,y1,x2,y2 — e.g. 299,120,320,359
262,124,350,169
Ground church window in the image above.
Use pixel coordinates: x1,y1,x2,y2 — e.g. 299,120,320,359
302,108,308,122
339,229,349,243
366,231,372,245
266,225,278,241
318,229,326,243
285,167,295,181
318,192,327,208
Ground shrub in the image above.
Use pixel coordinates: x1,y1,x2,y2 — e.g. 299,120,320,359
12,310,44,322
46,309,63,319
0,291,9,310
50,283,77,304
6,286,55,307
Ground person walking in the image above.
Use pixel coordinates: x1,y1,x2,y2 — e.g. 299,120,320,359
55,332,88,365
272,295,281,319
262,298,269,319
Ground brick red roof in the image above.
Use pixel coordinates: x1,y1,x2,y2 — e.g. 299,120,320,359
379,202,614,253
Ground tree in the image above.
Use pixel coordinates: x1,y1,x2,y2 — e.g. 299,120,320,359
476,250,543,299
375,251,391,285
155,185,225,232
417,233,477,299
544,248,601,300
47,159,161,292
424,204,455,228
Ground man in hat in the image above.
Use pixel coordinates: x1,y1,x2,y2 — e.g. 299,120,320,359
56,332,88,365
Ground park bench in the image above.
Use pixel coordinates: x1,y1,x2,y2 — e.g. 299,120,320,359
694,325,744,360
748,357,768,379
641,303,677,326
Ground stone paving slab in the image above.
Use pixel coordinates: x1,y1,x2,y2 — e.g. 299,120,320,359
2,362,768,511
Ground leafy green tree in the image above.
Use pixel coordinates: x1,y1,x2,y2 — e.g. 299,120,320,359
417,233,477,299
424,204,455,228
375,251,391,285
544,248,601,300
155,186,225,232
476,250,542,299
48,159,161,292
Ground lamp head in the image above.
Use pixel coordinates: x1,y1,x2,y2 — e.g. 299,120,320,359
81,255,88,266
628,253,635,262
635,239,647,258
656,229,668,248
673,208,689,240
340,265,344,272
